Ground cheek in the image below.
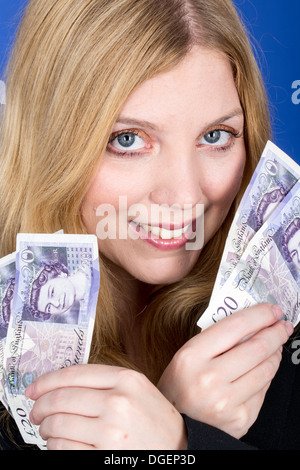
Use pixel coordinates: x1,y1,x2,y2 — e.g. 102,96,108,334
81,161,151,233
83,168,123,211
203,151,246,209
81,167,123,233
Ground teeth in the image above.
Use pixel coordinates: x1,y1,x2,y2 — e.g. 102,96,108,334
139,223,190,239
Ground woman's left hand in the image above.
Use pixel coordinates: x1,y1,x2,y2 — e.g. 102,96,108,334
26,364,187,450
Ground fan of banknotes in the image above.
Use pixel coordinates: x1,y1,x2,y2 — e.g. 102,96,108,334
198,141,300,330
0,232,100,448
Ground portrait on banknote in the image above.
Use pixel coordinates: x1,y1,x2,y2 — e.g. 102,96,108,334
19,245,93,325
282,217,300,276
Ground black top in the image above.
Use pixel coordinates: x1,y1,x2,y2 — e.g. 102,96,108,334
1,334,300,451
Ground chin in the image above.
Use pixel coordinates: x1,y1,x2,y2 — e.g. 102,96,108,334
132,257,199,285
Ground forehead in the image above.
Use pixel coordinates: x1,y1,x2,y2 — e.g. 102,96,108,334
118,46,240,130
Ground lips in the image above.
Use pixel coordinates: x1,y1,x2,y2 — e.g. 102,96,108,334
128,218,198,250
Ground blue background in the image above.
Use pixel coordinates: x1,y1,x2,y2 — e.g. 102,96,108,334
0,0,299,162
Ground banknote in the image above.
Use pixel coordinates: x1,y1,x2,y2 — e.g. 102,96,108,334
3,233,100,448
211,141,300,299
0,231,63,412
0,252,16,410
198,179,300,331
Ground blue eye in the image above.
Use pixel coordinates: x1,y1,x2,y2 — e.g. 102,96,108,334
117,133,136,148
111,132,145,151
199,130,231,146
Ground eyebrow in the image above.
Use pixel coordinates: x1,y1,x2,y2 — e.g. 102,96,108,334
115,116,159,131
204,108,244,129
115,108,244,132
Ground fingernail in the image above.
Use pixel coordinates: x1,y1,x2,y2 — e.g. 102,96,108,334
272,305,283,319
285,321,294,336
29,410,36,425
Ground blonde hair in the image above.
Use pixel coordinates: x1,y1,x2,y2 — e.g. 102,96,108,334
0,0,270,386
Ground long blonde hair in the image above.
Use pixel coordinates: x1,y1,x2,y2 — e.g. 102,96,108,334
0,0,270,384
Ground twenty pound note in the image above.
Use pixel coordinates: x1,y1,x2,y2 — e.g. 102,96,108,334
3,233,100,448
0,252,16,410
211,141,300,300
198,180,300,331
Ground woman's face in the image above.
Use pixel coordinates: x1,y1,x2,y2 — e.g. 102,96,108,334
81,46,246,284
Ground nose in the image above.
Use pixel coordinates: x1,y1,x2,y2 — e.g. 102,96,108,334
149,144,203,209
49,295,60,309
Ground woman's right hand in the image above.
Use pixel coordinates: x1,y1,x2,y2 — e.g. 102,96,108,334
158,303,293,439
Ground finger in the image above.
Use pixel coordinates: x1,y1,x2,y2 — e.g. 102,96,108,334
47,438,95,451
40,413,143,450
223,388,269,439
229,349,282,405
197,352,279,431
214,319,290,382
30,387,104,425
39,413,100,447
197,303,285,358
26,364,127,400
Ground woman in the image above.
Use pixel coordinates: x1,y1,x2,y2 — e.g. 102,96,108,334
0,0,296,450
